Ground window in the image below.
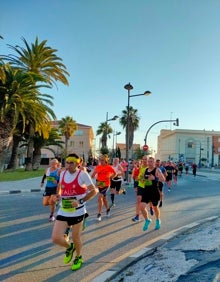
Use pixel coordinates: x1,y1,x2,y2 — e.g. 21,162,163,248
188,142,194,148
79,141,83,148
74,130,83,136
70,141,74,147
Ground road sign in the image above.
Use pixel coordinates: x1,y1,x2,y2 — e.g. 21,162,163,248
143,144,149,151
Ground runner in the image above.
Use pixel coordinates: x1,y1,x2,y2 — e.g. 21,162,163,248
41,158,61,222
63,157,89,241
165,161,174,192
178,162,183,176
131,156,149,223
120,158,128,182
173,163,178,185
51,153,98,271
155,159,167,207
110,157,125,207
140,157,165,231
91,154,117,221
192,163,197,177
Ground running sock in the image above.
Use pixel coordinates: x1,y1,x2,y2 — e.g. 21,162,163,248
65,227,70,234
111,194,115,203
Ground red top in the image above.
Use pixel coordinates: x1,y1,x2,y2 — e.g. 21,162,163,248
61,170,87,197
132,167,140,180
94,164,115,187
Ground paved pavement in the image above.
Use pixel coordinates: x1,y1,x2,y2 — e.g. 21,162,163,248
1,168,220,281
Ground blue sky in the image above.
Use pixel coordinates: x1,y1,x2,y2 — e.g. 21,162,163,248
1,0,220,152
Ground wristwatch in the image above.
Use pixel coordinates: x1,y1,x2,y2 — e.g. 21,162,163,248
79,199,84,204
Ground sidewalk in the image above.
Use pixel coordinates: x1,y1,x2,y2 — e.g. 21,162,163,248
94,169,220,282
95,216,220,282
0,177,43,194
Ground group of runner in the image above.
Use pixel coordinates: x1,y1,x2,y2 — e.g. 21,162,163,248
40,154,186,272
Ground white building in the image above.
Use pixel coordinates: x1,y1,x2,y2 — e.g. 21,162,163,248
156,129,220,167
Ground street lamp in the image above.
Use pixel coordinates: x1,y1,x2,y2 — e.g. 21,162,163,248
106,112,119,122
104,112,119,149
124,83,151,181
199,142,204,168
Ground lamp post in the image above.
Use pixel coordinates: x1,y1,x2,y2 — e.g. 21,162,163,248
104,112,119,149
199,142,204,168
124,83,151,181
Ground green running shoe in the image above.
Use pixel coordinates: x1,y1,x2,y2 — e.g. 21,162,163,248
143,218,152,231
71,255,83,271
155,219,161,230
63,243,75,264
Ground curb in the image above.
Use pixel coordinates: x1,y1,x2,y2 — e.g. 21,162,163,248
92,216,219,282
0,189,44,195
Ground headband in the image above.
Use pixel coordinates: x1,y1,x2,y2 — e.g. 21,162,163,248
66,156,80,164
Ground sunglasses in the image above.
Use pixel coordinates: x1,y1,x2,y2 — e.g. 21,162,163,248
66,161,76,165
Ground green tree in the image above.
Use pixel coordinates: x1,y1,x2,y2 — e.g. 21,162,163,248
1,37,69,170
96,122,113,151
119,106,140,156
32,127,64,170
59,116,78,157
0,63,51,171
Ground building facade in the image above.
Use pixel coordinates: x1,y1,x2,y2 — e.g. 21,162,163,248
116,143,141,160
41,121,95,161
156,129,220,167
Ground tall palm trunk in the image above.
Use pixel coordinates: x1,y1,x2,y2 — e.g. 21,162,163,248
0,121,13,172
33,146,41,170
7,135,21,170
25,125,35,171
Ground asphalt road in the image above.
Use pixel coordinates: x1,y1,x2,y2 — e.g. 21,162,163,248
0,170,220,282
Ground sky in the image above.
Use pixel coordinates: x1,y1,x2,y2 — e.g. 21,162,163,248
1,0,220,152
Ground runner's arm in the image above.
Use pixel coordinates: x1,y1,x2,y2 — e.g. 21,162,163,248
156,168,165,182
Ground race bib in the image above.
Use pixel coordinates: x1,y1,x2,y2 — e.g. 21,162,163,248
61,197,76,212
145,180,152,186
47,176,55,182
97,181,106,187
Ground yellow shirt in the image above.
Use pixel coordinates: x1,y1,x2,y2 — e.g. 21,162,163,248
138,166,148,188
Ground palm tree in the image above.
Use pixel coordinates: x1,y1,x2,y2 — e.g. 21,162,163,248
32,127,64,170
0,63,51,171
59,116,78,156
3,37,69,86
119,106,140,156
96,122,113,153
1,37,69,170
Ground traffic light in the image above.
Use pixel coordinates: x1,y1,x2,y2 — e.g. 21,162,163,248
173,118,179,126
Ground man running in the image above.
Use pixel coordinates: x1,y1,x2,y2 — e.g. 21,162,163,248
110,157,125,207
132,156,149,223
51,153,98,271
91,154,117,221
155,159,167,207
140,157,165,231
41,158,61,222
